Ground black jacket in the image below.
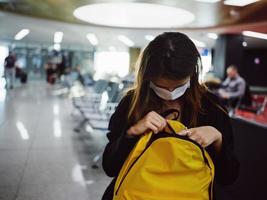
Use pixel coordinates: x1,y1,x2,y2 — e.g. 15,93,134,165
102,92,239,200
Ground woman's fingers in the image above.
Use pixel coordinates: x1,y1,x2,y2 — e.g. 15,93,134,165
148,111,166,132
150,111,166,125
177,129,191,136
147,119,162,131
177,130,187,136
190,135,202,145
152,117,166,131
146,121,159,133
186,129,207,147
129,111,166,136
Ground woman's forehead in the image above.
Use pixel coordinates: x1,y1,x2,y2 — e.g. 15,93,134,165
153,77,190,88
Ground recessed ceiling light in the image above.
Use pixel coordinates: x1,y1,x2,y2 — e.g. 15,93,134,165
54,32,63,43
86,33,98,46
145,35,155,41
207,33,218,39
14,29,30,40
242,41,247,47
243,31,267,40
254,58,260,64
73,3,195,28
118,35,135,47
224,0,259,7
195,0,221,3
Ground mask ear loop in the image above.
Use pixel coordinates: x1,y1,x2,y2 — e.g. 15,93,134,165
161,109,189,134
161,109,180,120
160,109,181,135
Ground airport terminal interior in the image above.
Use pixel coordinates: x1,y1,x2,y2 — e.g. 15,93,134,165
0,0,267,200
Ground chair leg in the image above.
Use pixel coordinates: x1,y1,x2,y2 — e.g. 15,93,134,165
91,154,102,169
74,118,88,132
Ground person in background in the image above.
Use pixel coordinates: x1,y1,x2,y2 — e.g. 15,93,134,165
218,65,246,108
4,52,16,89
45,61,57,84
75,65,85,86
57,53,66,78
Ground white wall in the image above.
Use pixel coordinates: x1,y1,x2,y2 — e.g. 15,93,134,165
0,45,9,77
93,51,129,80
0,45,8,90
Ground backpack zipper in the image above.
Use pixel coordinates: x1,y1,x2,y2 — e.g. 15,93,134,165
115,133,211,195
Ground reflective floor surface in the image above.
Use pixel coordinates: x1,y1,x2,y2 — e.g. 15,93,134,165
0,81,111,200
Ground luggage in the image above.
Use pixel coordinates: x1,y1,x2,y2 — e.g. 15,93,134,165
5,56,15,68
113,112,215,200
20,72,27,84
48,74,56,84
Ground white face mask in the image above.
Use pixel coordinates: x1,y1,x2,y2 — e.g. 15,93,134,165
150,80,190,100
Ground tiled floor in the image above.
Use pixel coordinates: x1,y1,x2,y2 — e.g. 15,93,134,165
0,81,112,200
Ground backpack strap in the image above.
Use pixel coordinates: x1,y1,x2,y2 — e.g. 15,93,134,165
165,121,177,135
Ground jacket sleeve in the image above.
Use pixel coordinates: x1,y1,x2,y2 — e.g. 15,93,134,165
102,94,140,177
209,105,240,186
227,79,246,99
221,78,230,88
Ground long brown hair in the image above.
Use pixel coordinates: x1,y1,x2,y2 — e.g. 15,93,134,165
127,32,207,128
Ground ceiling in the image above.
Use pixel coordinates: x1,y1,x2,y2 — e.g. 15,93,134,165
0,0,267,49
1,0,267,29
0,10,218,49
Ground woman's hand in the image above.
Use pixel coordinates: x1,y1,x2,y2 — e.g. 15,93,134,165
127,111,167,136
178,126,222,149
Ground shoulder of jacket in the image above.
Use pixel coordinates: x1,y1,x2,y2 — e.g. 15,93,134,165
202,91,228,114
202,90,220,104
116,89,134,108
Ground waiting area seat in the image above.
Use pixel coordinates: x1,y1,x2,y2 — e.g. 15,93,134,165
70,78,133,168
234,88,267,126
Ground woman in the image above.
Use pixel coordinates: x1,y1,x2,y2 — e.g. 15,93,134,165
102,32,239,199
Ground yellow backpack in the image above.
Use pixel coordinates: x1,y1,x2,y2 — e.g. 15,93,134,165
113,119,215,200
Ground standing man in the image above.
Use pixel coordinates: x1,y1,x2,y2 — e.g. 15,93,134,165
4,52,16,89
218,65,246,108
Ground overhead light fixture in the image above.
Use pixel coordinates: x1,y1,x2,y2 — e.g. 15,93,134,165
145,35,155,41
207,33,218,39
254,58,260,65
109,46,116,51
73,3,195,28
118,35,134,47
196,0,221,3
53,43,61,51
242,41,247,47
243,31,267,40
54,31,63,43
14,29,30,40
86,33,98,46
191,38,206,48
224,0,259,7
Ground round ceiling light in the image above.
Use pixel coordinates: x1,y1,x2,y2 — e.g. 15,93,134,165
73,3,195,28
